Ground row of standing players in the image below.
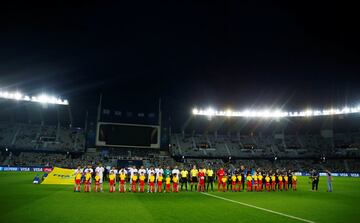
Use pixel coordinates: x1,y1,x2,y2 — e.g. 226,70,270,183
73,165,297,193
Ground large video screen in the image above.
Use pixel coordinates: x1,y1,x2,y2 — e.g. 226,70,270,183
96,122,160,148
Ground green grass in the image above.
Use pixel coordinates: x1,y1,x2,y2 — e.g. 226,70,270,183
0,172,360,223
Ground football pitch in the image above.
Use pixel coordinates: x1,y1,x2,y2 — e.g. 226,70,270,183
1,172,359,223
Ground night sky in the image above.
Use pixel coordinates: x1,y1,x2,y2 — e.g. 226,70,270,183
0,1,359,120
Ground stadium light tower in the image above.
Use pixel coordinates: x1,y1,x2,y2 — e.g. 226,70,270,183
0,90,69,105
192,105,360,118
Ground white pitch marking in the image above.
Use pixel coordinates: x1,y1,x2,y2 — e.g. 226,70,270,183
201,192,315,223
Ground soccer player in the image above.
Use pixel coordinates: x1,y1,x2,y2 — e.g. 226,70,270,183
172,173,179,192
198,170,205,192
284,174,289,191
147,166,155,192
109,171,116,193
237,174,242,192
139,166,146,176
220,174,227,192
287,170,293,189
149,172,156,193
164,166,172,191
231,174,237,192
84,170,92,192
265,174,271,192
157,173,163,193
206,167,214,192
278,174,283,191
84,165,94,192
74,166,82,192
94,172,101,192
95,164,105,192
119,168,127,193
292,174,297,191
253,172,258,191
165,174,171,193
110,167,118,192
129,166,138,191
190,165,198,191
139,173,146,193
226,169,232,191
258,172,263,192
131,173,138,193
271,173,276,191
216,167,225,192
246,173,252,192
180,167,189,191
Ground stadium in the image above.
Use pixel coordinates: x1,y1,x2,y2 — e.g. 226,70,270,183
1,2,360,223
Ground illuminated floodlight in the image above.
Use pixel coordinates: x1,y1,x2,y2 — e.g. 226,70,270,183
192,105,360,118
0,90,68,105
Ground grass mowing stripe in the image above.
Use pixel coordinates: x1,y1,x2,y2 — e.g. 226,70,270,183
201,192,316,223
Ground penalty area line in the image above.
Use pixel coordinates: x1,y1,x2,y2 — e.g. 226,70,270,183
201,192,315,223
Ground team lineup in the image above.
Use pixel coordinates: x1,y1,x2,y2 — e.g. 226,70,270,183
74,164,298,193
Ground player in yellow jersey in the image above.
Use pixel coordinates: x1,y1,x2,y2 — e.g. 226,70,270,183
246,174,252,192
253,172,258,191
237,174,242,192
119,169,127,193
149,173,156,193
131,174,138,193
172,173,179,192
271,174,276,191
292,174,297,191
258,172,263,192
231,175,237,192
221,175,227,192
265,174,271,192
190,165,198,192
180,168,188,191
278,175,283,191
284,174,289,191
139,173,146,193
74,168,82,192
206,168,214,192
109,171,115,193
94,172,101,192
157,173,163,193
165,175,171,193
84,171,92,192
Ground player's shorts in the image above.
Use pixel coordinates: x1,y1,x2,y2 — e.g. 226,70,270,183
207,176,214,182
181,177,187,183
149,182,155,187
166,184,171,188
75,179,81,184
232,181,236,185
120,180,125,184
199,181,205,185
109,180,114,185
95,181,100,185
157,182,162,187
191,177,198,183
140,182,145,186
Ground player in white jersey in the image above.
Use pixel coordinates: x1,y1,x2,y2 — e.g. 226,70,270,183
138,166,147,176
155,165,164,180
95,164,105,192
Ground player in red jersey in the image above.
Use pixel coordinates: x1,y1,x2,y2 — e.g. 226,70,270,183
216,167,225,192
198,171,205,192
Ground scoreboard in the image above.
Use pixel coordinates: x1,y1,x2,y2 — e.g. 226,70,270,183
96,122,160,148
